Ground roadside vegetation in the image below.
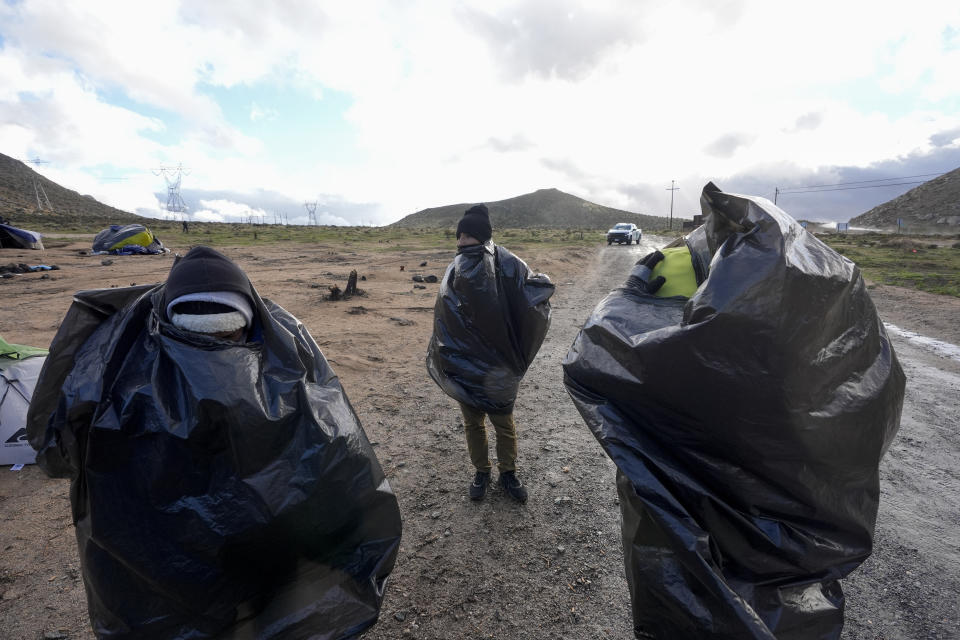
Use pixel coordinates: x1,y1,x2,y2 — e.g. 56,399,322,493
30,218,958,298
33,219,682,252
818,232,960,297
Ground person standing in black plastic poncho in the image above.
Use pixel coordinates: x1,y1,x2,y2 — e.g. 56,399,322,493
28,246,402,640
426,205,555,503
563,184,905,640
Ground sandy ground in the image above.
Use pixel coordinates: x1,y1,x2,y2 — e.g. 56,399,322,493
1,235,958,639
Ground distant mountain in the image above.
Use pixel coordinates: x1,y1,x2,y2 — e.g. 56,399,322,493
0,151,144,228
389,188,672,230
851,166,960,230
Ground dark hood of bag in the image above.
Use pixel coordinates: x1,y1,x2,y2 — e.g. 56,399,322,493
161,245,255,319
27,282,402,640
426,242,554,414
562,183,905,640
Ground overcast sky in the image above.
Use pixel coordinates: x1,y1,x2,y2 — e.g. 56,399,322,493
2,1,959,225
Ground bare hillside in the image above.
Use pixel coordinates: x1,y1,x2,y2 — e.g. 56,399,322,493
851,166,960,230
0,152,144,228
390,188,672,230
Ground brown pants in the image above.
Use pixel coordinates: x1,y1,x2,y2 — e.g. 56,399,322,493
458,403,517,473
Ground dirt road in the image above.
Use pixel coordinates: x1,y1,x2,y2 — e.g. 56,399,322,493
1,236,958,639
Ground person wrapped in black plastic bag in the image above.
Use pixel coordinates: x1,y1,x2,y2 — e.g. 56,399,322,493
27,246,402,640
426,204,555,502
562,184,905,639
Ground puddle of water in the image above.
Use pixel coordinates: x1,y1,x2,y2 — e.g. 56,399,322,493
884,323,960,363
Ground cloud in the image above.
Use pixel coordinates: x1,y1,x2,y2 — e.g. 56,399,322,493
714,145,960,222
249,103,279,122
788,112,823,132
703,133,757,159
0,52,166,167
456,0,646,81
190,209,227,223
930,127,960,147
2,0,959,229
485,134,535,153
132,188,378,226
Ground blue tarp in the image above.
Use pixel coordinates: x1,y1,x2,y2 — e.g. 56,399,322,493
0,223,44,250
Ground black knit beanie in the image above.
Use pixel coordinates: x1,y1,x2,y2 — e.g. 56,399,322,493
456,204,492,243
161,246,255,322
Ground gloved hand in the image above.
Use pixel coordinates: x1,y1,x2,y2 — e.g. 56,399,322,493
626,250,666,294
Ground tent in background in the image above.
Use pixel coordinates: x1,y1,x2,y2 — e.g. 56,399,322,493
92,224,167,255
1,335,48,466
0,223,44,250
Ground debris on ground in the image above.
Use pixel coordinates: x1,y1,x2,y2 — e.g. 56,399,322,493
325,270,365,301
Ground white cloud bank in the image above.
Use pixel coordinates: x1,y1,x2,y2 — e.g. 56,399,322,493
1,0,959,224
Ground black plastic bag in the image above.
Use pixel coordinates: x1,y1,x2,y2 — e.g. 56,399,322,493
27,284,401,640
562,183,905,639
426,242,554,414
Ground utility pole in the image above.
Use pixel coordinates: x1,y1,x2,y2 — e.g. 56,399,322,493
666,180,679,230
774,187,779,204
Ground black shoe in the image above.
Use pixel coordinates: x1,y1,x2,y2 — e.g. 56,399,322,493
469,471,491,500
499,471,528,503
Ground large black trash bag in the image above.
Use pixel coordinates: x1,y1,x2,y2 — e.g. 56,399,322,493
562,183,905,640
426,242,555,414
27,284,402,640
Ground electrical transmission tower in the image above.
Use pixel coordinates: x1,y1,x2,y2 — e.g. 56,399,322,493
153,163,190,220
304,201,318,226
25,158,53,212
34,179,52,212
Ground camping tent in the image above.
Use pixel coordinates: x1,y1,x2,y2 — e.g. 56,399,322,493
0,223,44,250
92,224,167,255
0,335,48,465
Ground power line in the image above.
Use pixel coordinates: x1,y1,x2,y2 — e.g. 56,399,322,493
780,180,929,195
779,172,945,193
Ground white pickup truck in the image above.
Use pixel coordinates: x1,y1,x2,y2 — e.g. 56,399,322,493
606,223,641,245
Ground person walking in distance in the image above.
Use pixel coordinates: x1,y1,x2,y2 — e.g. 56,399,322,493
427,204,555,502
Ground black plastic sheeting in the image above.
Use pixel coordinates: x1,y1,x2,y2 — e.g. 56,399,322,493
427,242,555,414
27,284,401,639
562,183,905,640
